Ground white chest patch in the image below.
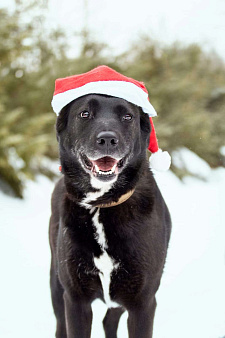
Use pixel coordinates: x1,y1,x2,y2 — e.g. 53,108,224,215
80,178,114,209
92,208,119,308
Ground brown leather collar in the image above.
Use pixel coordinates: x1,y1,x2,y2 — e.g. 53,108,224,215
95,189,135,208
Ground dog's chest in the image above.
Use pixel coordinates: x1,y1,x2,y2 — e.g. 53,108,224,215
63,203,147,308
91,207,120,308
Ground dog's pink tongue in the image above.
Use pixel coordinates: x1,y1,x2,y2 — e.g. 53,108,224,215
94,157,117,171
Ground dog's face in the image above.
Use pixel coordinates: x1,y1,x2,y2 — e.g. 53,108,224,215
56,94,150,186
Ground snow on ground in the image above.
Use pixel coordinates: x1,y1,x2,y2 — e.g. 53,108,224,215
0,154,225,337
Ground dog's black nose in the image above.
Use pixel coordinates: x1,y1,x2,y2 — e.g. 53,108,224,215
96,131,119,149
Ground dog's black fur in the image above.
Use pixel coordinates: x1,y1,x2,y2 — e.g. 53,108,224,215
49,94,171,338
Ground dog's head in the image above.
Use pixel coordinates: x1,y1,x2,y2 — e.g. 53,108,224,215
56,94,151,189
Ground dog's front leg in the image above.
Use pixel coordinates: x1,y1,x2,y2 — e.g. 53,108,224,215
64,292,93,338
127,297,156,338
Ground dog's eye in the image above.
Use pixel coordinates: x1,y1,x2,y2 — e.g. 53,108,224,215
80,111,90,118
122,114,133,121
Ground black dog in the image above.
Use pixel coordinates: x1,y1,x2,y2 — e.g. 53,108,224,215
49,94,171,337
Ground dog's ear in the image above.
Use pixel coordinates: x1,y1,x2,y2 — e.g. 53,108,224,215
55,105,70,140
140,109,151,134
139,108,151,149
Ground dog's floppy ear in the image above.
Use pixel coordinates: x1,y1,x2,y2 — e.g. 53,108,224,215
139,108,151,134
140,108,151,133
55,105,70,141
139,108,151,149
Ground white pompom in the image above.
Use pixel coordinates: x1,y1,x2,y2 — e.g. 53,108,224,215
149,149,171,171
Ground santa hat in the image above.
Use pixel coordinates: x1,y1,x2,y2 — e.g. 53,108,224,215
52,65,171,171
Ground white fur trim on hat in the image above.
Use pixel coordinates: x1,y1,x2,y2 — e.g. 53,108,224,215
51,80,157,117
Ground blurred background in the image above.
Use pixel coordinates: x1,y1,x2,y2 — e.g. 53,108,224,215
0,0,225,337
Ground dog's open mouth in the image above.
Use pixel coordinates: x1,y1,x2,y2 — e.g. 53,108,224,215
81,154,124,180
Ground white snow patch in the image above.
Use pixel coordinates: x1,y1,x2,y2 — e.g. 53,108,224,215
220,145,225,156
7,147,25,170
172,147,211,179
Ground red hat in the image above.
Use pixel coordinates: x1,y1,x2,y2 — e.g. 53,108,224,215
52,65,171,171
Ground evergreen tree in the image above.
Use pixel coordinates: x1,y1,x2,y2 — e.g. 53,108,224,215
0,7,57,197
120,38,225,177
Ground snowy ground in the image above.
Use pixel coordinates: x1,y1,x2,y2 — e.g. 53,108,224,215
0,156,225,337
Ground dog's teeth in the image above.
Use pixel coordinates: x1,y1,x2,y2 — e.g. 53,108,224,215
111,164,117,173
98,170,113,176
93,162,118,176
95,165,99,173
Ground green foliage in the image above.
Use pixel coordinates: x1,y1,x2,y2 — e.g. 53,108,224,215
0,7,224,198
120,38,225,171
0,7,57,197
